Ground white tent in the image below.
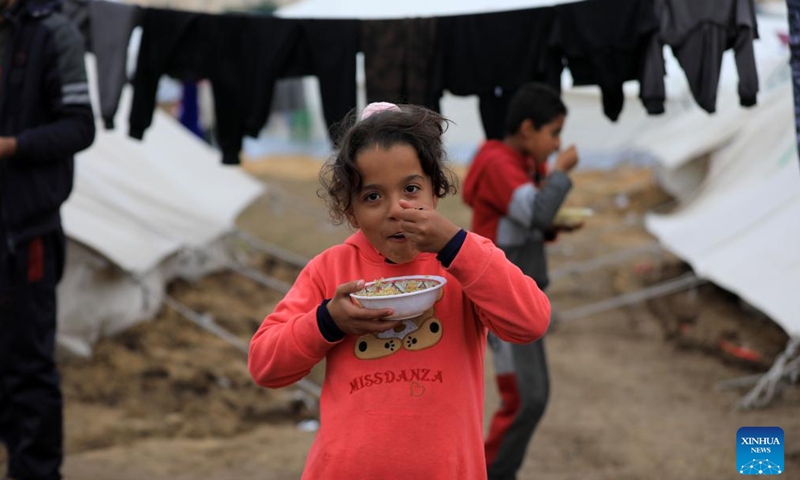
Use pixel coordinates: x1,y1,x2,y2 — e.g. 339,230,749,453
645,82,800,337
629,3,800,340
57,56,264,356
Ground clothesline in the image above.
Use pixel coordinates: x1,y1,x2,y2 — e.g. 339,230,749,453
71,0,760,165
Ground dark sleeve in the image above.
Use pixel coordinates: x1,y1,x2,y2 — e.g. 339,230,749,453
436,228,467,268
91,1,142,129
734,0,759,107
640,31,666,114
14,16,95,165
128,9,161,141
528,170,572,230
317,299,345,342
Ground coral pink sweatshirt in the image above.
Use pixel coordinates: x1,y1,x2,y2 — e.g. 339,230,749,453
249,230,550,479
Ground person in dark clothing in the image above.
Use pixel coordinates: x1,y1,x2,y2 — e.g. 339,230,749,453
463,83,580,480
0,0,95,478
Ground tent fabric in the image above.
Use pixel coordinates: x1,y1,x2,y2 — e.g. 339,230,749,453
64,56,264,274
63,98,263,274
645,80,800,336
56,55,264,355
643,6,800,337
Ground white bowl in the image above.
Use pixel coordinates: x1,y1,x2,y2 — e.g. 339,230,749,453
350,275,447,321
553,207,594,228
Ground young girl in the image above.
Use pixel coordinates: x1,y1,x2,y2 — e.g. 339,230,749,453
248,102,551,479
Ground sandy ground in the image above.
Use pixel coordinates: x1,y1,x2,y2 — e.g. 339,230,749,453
3,156,797,479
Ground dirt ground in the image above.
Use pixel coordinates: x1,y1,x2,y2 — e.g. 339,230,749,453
3,155,798,479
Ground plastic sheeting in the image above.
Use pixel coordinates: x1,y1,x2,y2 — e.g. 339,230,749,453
56,55,264,355
646,81,800,336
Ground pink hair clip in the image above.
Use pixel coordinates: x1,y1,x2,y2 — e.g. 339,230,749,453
360,102,401,120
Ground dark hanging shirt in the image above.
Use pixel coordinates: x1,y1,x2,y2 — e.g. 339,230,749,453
549,0,661,121
650,0,759,114
361,17,439,110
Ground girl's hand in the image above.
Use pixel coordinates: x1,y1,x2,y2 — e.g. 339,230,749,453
326,280,400,335
398,199,461,253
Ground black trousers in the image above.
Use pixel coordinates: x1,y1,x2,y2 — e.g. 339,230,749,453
0,231,65,480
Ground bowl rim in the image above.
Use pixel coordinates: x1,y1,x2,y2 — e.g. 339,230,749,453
556,207,594,217
350,275,447,300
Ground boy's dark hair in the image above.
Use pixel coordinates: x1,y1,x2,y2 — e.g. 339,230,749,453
504,82,568,135
319,105,458,225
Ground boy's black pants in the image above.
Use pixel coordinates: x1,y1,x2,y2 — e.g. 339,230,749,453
0,232,65,480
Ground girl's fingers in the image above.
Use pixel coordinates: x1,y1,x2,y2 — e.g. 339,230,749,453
351,307,394,321
398,199,417,210
336,279,365,296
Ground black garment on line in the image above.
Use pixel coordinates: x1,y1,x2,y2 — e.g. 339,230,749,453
278,19,359,139
654,0,759,114
550,0,661,121
361,17,439,111
129,10,297,165
432,7,560,139
89,0,143,130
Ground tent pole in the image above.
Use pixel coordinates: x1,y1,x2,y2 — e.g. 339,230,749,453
557,272,705,322
717,355,800,390
162,294,322,400
549,243,663,282
230,229,309,269
227,261,293,294
736,336,800,410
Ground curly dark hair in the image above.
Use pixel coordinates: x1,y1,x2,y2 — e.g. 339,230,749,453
319,104,458,225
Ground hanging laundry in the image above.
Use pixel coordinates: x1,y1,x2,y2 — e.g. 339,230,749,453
432,7,560,139
61,0,91,50
129,10,296,165
361,17,439,110
550,0,661,122
89,0,142,129
277,19,359,138
239,16,303,139
652,0,759,114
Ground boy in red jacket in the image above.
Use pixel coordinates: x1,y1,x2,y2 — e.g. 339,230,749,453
463,82,580,480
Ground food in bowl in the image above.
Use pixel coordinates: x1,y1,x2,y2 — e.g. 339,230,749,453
350,275,447,320
355,278,440,297
553,207,594,228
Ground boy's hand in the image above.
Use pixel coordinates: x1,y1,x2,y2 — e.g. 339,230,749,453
398,199,460,253
326,280,400,335
553,145,579,173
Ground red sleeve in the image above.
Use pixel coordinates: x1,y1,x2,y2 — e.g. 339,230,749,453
447,232,550,343
248,259,339,388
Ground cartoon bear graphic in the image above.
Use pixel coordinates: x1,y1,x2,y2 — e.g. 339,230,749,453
354,289,444,360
